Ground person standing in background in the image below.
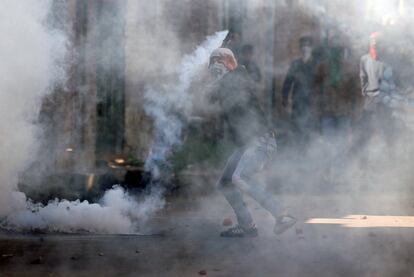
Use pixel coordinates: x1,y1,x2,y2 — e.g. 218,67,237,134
317,33,357,140
351,32,399,164
239,44,262,83
281,36,320,146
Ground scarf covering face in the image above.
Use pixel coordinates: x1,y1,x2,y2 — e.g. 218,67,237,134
369,32,381,60
209,48,238,71
209,62,229,79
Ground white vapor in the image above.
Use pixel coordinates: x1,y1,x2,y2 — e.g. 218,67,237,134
144,30,228,178
3,186,164,234
0,1,164,234
0,0,66,217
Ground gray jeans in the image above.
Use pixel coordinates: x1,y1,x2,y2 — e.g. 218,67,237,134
217,135,278,228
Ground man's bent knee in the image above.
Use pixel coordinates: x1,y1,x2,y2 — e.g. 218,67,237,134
232,172,250,192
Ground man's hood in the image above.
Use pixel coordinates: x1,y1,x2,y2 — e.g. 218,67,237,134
209,48,238,71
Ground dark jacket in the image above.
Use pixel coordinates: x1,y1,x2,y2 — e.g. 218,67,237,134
240,60,262,83
214,66,268,147
282,58,319,117
316,51,358,117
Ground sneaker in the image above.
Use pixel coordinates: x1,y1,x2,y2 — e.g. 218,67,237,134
220,224,258,238
273,215,297,235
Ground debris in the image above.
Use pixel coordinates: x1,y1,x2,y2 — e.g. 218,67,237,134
368,232,376,238
213,268,221,272
135,250,140,254
222,218,233,226
70,256,79,261
30,256,44,265
1,254,14,259
98,252,104,256
295,228,303,235
198,270,207,275
361,216,367,220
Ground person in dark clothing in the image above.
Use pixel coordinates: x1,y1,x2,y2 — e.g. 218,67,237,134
240,44,262,83
317,34,357,139
281,36,320,144
222,30,243,60
208,48,296,238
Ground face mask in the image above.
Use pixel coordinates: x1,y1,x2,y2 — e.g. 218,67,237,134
301,46,313,62
209,62,229,80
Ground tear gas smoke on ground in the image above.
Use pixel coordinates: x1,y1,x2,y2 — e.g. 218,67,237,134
0,1,165,234
2,186,164,234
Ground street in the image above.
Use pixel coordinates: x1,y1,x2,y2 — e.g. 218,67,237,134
1,192,414,277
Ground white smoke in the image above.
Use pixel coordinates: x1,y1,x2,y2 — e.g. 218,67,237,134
0,0,66,217
0,1,164,234
3,186,163,234
0,3,224,234
144,30,228,178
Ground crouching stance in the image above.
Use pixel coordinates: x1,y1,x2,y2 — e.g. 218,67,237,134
208,48,296,237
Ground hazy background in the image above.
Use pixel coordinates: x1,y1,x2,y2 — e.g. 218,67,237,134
1,0,414,237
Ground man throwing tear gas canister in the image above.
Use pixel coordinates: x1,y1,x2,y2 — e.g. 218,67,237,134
208,48,296,238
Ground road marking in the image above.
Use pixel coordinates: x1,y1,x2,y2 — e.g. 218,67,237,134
306,215,414,228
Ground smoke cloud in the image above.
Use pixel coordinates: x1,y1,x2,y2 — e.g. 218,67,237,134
0,1,166,234
0,0,66,217
0,1,226,234
1,1,414,275
0,0,413,251
3,186,163,234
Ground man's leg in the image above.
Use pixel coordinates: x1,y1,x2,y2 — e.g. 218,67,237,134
217,149,254,231
231,143,279,218
379,108,400,158
232,138,296,234
348,111,374,160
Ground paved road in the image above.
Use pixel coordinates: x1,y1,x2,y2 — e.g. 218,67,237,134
1,193,414,277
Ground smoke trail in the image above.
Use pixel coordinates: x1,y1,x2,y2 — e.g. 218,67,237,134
144,30,228,179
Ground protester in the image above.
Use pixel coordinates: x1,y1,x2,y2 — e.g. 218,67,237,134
281,36,320,145
240,44,262,83
352,32,399,161
316,33,357,139
208,48,296,238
